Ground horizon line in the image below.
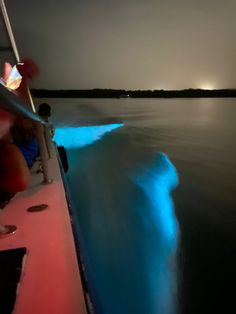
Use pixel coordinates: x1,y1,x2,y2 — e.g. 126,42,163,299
31,88,236,91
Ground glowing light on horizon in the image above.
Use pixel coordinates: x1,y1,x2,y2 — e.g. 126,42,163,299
199,84,215,90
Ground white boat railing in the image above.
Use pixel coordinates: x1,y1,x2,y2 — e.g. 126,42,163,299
0,0,51,183
0,84,52,184
0,0,36,113
0,84,53,237
0,0,53,238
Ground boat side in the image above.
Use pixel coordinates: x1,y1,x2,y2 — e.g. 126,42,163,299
0,144,87,314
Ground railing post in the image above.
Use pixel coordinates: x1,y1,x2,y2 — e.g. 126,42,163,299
0,0,20,63
44,124,52,159
0,0,36,113
36,122,52,183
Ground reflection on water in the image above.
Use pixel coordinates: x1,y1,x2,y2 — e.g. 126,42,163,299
56,126,179,314
48,97,236,314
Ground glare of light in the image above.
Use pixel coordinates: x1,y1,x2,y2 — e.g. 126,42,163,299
54,123,124,149
199,84,215,90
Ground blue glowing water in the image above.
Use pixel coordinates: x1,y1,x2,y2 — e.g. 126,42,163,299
54,124,123,149
55,125,179,314
46,97,236,314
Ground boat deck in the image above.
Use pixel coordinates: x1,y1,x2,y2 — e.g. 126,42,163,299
0,146,87,314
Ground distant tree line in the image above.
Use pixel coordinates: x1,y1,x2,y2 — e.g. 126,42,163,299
31,88,236,98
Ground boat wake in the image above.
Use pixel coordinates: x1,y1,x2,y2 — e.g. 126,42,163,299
58,126,179,314
54,123,124,149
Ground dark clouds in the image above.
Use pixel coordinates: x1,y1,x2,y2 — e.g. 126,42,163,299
2,0,236,89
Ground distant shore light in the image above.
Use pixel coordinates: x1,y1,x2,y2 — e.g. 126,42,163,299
199,84,215,90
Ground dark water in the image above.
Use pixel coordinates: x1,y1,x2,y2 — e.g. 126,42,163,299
44,97,236,314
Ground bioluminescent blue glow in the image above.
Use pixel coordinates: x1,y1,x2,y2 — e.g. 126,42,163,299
54,123,124,149
65,129,179,314
131,153,179,251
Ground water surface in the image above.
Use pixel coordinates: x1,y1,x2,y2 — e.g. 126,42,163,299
39,97,236,314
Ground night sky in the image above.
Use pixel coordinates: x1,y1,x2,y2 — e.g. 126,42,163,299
1,0,236,90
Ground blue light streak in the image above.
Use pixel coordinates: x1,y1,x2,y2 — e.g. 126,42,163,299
131,152,179,251
53,123,124,149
